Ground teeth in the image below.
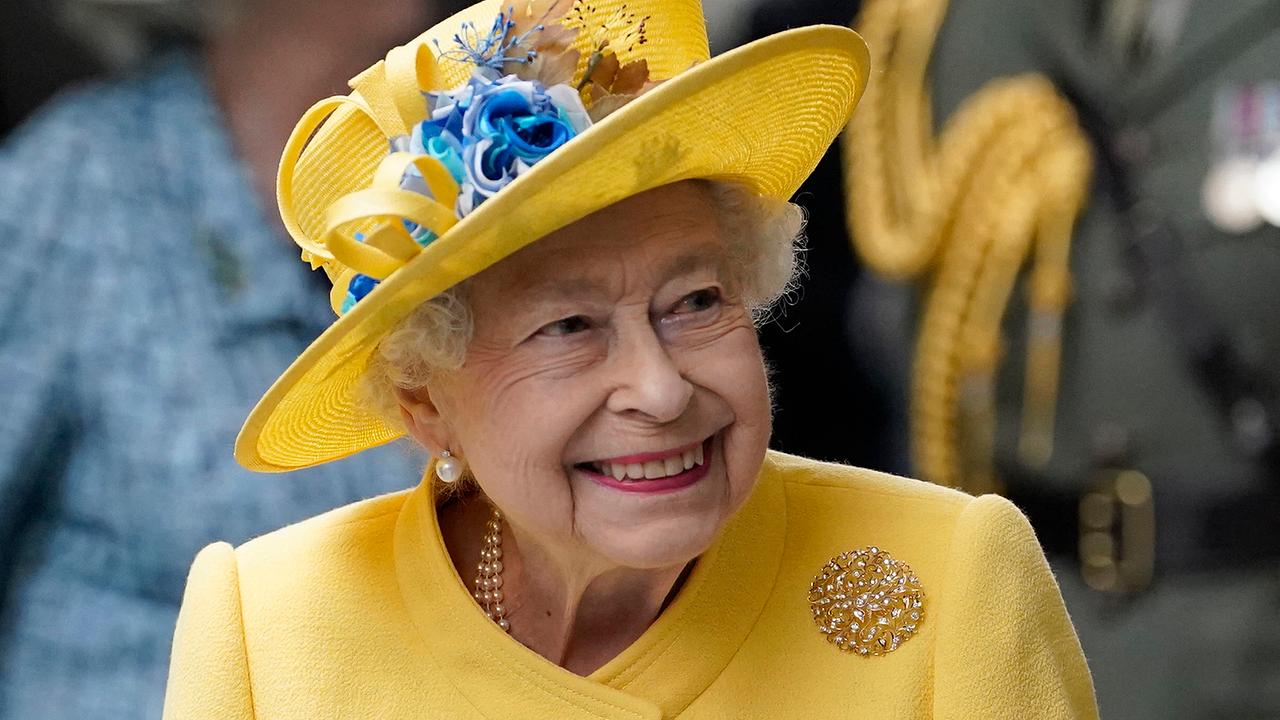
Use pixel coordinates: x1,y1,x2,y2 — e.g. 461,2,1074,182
594,442,709,482
664,456,683,476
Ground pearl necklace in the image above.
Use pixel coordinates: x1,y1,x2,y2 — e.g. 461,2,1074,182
472,507,511,632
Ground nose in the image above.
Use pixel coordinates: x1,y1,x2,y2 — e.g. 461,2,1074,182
605,323,694,424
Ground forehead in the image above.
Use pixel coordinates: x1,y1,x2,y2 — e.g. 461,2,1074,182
478,182,729,298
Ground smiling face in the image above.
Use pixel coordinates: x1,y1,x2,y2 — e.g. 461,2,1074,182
423,181,772,570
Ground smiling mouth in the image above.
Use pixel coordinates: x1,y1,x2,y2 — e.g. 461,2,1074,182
576,437,711,483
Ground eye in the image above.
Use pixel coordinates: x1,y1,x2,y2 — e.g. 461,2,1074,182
537,315,592,337
673,288,722,314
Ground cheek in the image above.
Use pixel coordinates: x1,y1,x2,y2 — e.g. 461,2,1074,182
444,364,610,535
447,341,599,459
682,324,770,424
679,326,771,488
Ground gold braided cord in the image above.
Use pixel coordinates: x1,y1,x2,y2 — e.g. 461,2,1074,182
844,0,1092,494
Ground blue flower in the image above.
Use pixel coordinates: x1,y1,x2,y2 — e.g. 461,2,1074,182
403,121,468,245
462,78,581,209
348,273,379,299
409,74,590,217
340,273,380,315
483,90,577,163
423,134,467,183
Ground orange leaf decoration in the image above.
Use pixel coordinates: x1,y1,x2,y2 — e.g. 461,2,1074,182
583,56,654,121
502,0,658,121
508,0,583,87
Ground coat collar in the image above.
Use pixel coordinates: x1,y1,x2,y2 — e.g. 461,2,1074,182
393,453,789,718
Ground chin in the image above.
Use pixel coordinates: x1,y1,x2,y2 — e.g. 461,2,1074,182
587,512,726,570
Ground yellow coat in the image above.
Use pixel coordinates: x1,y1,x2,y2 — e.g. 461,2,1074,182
163,452,1097,718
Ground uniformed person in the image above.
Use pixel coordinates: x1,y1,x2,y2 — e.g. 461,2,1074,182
746,0,1280,717
869,0,1280,716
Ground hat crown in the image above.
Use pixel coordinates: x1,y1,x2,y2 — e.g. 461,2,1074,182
420,0,710,88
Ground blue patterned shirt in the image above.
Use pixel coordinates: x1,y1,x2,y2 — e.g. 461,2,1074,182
0,53,422,719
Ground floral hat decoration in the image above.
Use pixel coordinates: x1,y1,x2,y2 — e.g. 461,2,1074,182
237,0,870,471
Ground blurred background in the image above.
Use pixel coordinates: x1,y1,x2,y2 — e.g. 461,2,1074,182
1,0,1277,718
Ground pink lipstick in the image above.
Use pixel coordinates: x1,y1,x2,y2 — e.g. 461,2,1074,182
577,436,715,494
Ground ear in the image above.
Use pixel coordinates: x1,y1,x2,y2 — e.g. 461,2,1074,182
394,384,453,456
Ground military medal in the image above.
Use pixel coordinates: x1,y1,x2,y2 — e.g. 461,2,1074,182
1251,85,1280,227
1202,83,1280,233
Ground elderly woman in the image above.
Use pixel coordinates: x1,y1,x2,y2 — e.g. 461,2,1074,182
163,0,1098,717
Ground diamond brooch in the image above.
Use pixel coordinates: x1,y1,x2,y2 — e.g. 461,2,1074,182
808,547,925,657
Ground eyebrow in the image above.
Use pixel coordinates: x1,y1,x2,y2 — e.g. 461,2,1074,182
657,244,729,282
513,243,728,304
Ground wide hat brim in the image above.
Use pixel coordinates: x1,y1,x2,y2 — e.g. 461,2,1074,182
236,23,870,472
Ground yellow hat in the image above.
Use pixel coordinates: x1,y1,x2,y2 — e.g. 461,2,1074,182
236,0,870,472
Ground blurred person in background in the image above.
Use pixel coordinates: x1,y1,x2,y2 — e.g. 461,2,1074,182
0,0,468,717
744,0,1280,717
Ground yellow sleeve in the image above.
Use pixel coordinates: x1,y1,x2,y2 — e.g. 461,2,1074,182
932,494,1099,719
163,542,256,720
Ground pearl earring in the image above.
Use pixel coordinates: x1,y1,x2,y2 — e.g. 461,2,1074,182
436,450,463,484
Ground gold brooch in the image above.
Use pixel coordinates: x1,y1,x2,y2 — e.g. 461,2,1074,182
808,547,925,656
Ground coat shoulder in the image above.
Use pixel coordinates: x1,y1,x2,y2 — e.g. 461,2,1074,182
765,449,973,513
763,451,987,585
228,488,415,623
236,487,412,562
